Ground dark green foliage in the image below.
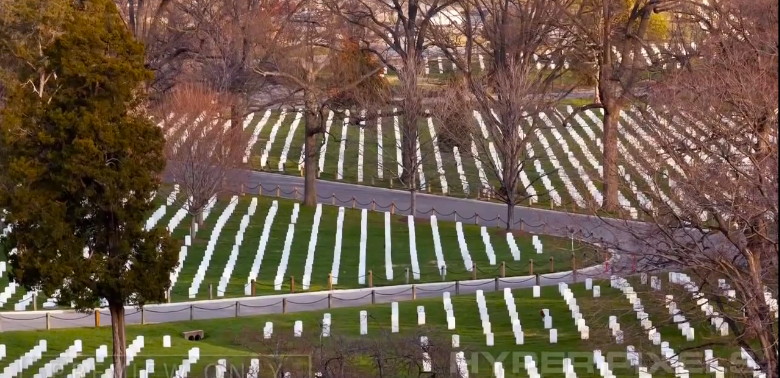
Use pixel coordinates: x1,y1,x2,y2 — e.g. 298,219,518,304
0,0,178,310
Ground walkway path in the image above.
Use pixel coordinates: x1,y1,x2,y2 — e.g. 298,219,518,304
1,171,682,332
0,254,621,332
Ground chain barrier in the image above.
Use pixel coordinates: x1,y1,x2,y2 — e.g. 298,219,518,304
193,303,236,311
50,313,93,321
0,314,48,321
498,276,537,284
144,307,190,314
415,284,456,293
374,288,413,296
331,292,373,301
286,297,328,306
240,301,283,309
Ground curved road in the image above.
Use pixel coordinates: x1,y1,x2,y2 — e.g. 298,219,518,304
2,172,668,332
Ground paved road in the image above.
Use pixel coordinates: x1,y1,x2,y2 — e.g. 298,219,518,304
1,171,675,332
0,256,620,332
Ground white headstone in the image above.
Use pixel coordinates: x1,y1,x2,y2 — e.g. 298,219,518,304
641,273,647,285
585,278,593,290
550,328,558,343
543,316,552,329
452,334,460,348
533,285,541,298
360,310,368,335
264,322,273,339
162,336,171,348
184,235,191,246
146,359,154,374
417,306,426,325
593,286,600,298
391,302,399,333
486,332,494,346
293,321,303,337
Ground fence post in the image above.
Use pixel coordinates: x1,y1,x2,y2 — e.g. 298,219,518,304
368,270,373,288
276,185,281,197
412,285,417,300
282,298,287,314
251,279,256,296
494,277,499,292
290,276,295,293
390,203,396,215
550,256,555,272
189,305,193,321
471,263,477,281
33,293,37,311
475,213,479,225
328,294,332,309
455,281,460,295
258,185,263,196
141,307,146,325
235,302,239,318
405,267,410,284
371,200,376,211
371,290,376,304
572,253,577,282
94,309,100,328
331,193,336,206
209,283,213,300
535,273,540,286
328,273,333,291
167,288,171,303
46,312,51,330
240,183,245,195
351,197,356,209
529,259,534,276
500,261,506,278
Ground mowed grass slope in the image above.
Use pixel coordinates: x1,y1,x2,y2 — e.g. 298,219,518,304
0,281,748,378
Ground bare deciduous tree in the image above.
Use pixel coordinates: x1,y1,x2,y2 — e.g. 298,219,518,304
561,0,682,212
161,84,247,233
431,0,575,229
327,0,456,214
605,0,778,373
254,0,389,206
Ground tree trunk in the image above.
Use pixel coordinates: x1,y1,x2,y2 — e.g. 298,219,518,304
505,202,514,231
601,106,621,211
109,303,127,378
303,102,319,207
409,188,417,217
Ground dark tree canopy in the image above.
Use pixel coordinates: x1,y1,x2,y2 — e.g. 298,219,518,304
0,2,178,376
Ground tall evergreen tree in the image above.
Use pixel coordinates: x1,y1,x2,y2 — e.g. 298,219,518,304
0,1,178,377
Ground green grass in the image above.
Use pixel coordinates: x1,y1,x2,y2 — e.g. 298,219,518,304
240,105,678,221
73,194,589,304
0,282,747,377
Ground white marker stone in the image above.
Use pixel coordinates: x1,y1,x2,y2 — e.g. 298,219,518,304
162,336,171,348
452,334,460,348
593,286,601,298
360,310,368,335
293,320,303,337
550,328,558,343
533,285,541,298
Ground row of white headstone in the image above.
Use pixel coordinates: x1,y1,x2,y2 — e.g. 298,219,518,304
503,288,525,345
32,340,82,378
611,275,692,377
277,111,303,172
259,109,288,169
216,198,259,296
245,201,279,293
329,207,345,285
533,122,586,207
99,336,145,378
559,282,589,340
243,110,272,163
302,204,324,290
273,204,299,290
169,347,199,378
1,340,46,378
187,196,240,298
